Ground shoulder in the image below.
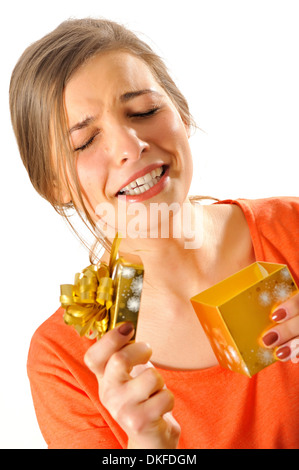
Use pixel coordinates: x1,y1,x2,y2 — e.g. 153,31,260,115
233,196,299,224
214,196,299,237
215,196,299,281
27,308,99,423
27,307,92,375
234,196,299,246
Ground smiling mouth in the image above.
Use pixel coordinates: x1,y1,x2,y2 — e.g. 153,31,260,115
117,165,167,196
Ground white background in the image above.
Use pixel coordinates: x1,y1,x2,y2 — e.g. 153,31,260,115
1,0,298,448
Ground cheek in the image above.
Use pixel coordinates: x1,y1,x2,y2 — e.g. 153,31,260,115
162,112,193,193
75,154,107,206
154,111,191,156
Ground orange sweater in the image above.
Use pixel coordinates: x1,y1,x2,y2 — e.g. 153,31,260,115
27,197,299,449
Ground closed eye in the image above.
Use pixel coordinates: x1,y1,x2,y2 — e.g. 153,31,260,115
74,131,100,152
130,107,160,118
74,108,159,152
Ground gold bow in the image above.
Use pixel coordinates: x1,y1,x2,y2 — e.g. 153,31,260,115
60,234,122,339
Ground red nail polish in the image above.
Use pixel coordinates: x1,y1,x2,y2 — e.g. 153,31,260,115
262,331,279,347
118,322,134,336
271,308,287,322
275,346,291,360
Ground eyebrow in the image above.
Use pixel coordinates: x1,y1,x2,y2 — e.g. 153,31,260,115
119,89,161,102
68,89,161,134
68,116,97,134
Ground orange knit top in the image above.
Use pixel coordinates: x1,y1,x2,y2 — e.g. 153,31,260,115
27,197,299,448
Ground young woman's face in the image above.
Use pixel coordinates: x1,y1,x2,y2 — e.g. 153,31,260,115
64,51,193,233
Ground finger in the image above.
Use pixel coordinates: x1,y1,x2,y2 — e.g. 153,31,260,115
262,316,299,348
275,337,299,363
271,291,299,322
84,322,135,376
140,388,175,422
125,366,165,403
104,342,152,383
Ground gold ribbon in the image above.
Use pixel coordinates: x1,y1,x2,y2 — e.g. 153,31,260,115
60,233,122,339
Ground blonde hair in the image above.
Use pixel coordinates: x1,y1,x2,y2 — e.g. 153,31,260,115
9,18,211,256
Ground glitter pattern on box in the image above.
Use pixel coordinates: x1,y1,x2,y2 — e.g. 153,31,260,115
190,262,298,377
109,260,144,339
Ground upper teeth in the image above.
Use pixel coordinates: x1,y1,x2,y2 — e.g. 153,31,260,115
119,167,164,195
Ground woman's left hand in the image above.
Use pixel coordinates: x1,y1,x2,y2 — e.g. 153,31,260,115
261,292,299,363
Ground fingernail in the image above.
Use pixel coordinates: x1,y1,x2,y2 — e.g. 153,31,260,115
118,322,134,336
271,308,287,322
275,346,291,361
262,331,279,347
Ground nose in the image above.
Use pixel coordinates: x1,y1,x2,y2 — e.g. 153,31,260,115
104,123,149,166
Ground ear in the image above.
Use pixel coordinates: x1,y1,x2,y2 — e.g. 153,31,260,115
179,112,192,138
52,179,72,205
60,191,72,205
184,120,191,138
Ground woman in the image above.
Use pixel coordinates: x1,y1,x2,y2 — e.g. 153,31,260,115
10,18,299,449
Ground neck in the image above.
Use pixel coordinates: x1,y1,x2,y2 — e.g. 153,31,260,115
122,197,201,242
109,199,211,291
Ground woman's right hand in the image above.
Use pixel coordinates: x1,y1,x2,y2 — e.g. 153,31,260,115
84,322,181,449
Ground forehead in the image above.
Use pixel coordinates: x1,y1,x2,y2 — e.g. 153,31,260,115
64,51,162,111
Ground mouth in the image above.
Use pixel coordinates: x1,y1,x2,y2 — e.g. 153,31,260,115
116,165,168,197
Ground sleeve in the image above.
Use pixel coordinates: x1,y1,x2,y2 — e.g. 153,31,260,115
27,366,122,449
233,197,299,284
27,314,126,449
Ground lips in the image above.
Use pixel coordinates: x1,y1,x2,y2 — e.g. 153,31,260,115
116,164,167,196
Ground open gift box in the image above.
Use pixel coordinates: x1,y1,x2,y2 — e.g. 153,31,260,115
190,262,298,377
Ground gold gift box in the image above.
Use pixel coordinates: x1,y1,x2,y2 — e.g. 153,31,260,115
109,254,144,339
60,251,144,341
190,262,298,377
